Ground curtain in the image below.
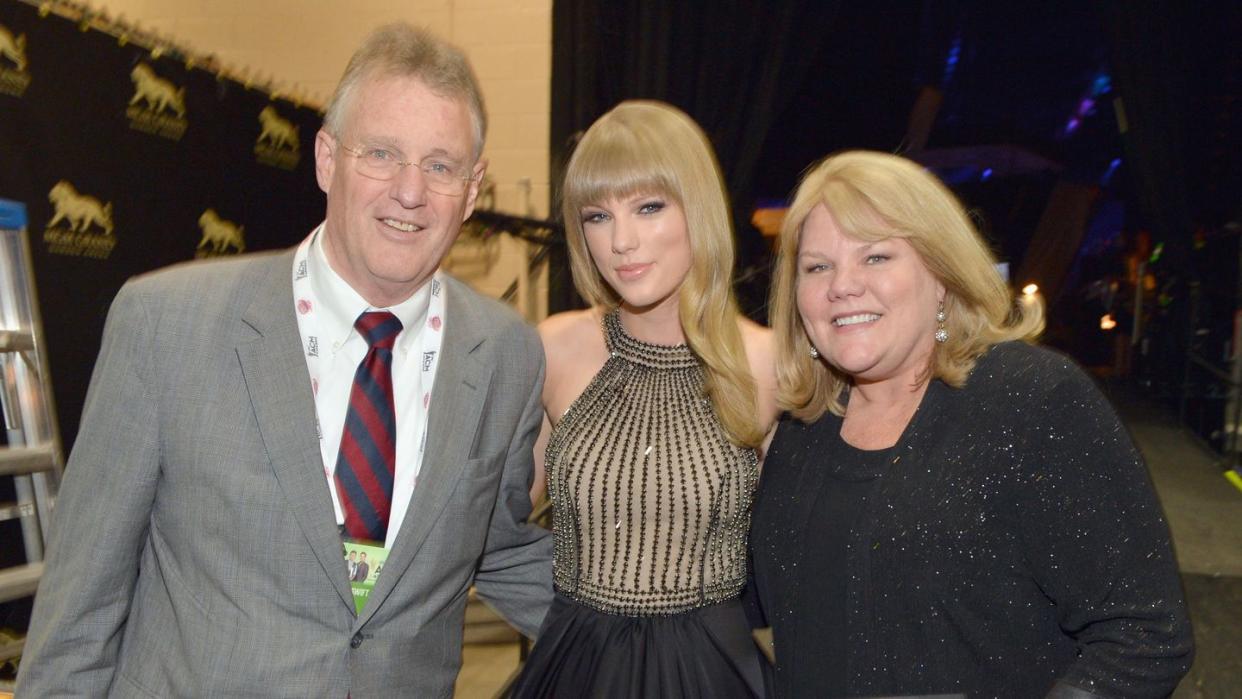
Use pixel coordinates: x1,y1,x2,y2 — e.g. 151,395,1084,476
549,0,843,314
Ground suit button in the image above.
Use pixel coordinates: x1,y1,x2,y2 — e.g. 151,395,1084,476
350,633,363,649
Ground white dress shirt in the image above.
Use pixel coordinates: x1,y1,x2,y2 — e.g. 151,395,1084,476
307,230,431,549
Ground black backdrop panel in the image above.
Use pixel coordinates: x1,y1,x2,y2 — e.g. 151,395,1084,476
0,0,326,449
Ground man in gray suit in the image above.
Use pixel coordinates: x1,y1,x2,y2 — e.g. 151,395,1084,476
18,23,552,697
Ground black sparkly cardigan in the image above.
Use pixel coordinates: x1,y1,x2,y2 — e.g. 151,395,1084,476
751,341,1194,698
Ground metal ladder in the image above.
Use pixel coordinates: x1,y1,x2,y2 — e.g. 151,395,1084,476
0,199,64,666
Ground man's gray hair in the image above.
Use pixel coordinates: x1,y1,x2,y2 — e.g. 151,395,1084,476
323,23,487,159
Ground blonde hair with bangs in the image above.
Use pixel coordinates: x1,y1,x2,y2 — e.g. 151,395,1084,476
562,100,764,447
770,150,1044,421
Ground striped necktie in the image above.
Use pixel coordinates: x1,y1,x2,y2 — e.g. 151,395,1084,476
335,311,403,543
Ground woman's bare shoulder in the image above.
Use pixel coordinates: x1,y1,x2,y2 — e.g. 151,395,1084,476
538,308,610,417
538,307,606,358
738,316,780,427
738,317,776,369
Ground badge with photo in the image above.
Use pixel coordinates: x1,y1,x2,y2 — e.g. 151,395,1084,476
342,540,389,614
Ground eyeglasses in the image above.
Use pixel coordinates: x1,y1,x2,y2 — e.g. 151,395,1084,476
338,144,476,196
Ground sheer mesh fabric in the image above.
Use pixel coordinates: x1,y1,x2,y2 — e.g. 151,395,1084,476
546,310,758,616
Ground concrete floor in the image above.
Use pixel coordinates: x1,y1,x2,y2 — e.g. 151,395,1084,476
1107,384,1242,698
455,641,521,698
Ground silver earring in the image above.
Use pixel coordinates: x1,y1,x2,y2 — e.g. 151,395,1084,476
934,302,949,343
809,346,819,359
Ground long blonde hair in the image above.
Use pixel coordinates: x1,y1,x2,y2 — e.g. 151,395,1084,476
770,150,1044,421
561,100,764,447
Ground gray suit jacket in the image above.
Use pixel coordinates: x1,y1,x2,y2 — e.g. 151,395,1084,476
17,249,553,697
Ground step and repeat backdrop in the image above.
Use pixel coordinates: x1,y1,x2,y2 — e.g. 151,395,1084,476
0,0,327,448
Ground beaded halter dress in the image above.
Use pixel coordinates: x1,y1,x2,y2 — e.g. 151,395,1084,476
545,309,759,616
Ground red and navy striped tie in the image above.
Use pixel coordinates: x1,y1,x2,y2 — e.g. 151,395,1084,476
335,311,403,543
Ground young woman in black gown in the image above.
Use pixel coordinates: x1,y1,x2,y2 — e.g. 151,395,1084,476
511,101,778,698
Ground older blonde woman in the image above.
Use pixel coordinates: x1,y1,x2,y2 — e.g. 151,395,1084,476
511,101,778,698
750,150,1193,698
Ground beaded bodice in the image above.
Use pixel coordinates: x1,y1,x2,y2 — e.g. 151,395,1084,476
546,310,759,616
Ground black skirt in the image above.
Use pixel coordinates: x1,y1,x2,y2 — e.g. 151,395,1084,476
511,594,765,698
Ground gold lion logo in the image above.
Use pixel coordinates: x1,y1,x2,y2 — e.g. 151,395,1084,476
0,24,26,72
129,63,185,117
197,209,245,254
257,106,299,151
48,181,114,236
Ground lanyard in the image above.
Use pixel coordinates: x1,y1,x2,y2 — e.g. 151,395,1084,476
291,227,446,541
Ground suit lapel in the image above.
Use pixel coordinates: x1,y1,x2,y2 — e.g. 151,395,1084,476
236,250,354,611
357,278,493,627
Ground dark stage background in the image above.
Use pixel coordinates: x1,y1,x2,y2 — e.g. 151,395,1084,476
550,0,1238,362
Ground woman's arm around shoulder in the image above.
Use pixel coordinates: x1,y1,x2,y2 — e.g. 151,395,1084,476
739,317,781,459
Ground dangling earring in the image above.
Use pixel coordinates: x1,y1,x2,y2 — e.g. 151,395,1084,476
934,301,949,343
809,345,819,359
